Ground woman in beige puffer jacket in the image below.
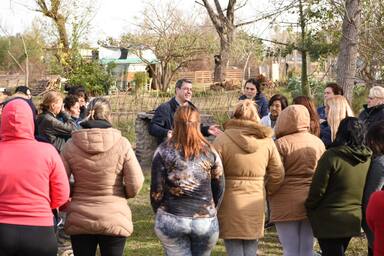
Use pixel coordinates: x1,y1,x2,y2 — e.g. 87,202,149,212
270,104,325,256
213,99,284,256
61,97,144,256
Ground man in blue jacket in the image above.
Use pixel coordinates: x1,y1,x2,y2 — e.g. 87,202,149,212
317,82,343,122
149,79,222,144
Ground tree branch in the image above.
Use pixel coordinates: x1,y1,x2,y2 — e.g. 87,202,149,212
7,51,25,73
200,0,222,29
213,0,225,20
235,1,296,27
227,0,236,24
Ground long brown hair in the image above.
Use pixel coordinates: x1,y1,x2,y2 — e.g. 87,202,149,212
170,106,210,159
293,96,321,137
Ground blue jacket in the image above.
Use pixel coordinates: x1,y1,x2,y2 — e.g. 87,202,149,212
239,93,269,118
317,105,326,121
149,97,210,145
320,121,332,148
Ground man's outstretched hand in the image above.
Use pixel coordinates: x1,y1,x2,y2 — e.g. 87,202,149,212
208,125,223,137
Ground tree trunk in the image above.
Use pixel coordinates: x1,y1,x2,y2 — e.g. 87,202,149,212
160,64,167,91
242,52,251,81
336,0,361,103
301,50,310,96
213,54,222,83
200,0,236,83
214,35,231,82
35,1,71,72
55,15,69,51
298,0,310,96
21,35,29,86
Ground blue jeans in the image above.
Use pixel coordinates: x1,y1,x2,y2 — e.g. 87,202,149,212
154,209,219,256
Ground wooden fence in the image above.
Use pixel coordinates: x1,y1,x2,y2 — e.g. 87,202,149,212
175,69,243,84
106,90,240,144
0,74,26,88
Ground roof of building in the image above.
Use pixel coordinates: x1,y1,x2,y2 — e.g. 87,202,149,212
100,57,158,65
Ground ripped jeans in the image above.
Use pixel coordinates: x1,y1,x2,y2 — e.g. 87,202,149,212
154,209,219,256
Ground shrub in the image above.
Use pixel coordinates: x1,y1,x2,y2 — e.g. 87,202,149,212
352,84,368,114
286,76,325,105
67,60,115,95
133,72,149,92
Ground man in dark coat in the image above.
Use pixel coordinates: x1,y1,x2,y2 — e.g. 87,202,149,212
149,79,221,145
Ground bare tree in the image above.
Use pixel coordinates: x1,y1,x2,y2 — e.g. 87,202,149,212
31,0,94,72
119,2,214,91
336,0,361,102
356,0,384,87
0,25,29,85
198,0,296,82
35,0,69,55
199,0,236,82
229,30,263,80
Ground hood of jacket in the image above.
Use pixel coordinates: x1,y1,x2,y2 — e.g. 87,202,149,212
275,105,310,139
334,145,372,165
1,99,34,141
223,119,274,153
70,127,122,154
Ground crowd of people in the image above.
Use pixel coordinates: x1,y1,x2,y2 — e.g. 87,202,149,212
0,86,144,256
0,79,383,256
148,79,384,256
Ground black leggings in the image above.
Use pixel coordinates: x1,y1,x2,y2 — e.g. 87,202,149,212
71,234,126,256
318,237,352,256
0,223,57,256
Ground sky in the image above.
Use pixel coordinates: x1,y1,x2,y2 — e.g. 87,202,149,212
0,0,289,45
0,0,148,42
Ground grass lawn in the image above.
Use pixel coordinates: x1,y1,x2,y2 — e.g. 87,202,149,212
124,174,368,256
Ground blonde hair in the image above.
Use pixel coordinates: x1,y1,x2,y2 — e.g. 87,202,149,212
369,86,384,99
86,97,111,122
39,91,63,112
326,95,354,141
233,99,260,122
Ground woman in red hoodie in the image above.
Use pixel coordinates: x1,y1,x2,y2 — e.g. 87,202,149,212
367,191,384,256
0,99,70,256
